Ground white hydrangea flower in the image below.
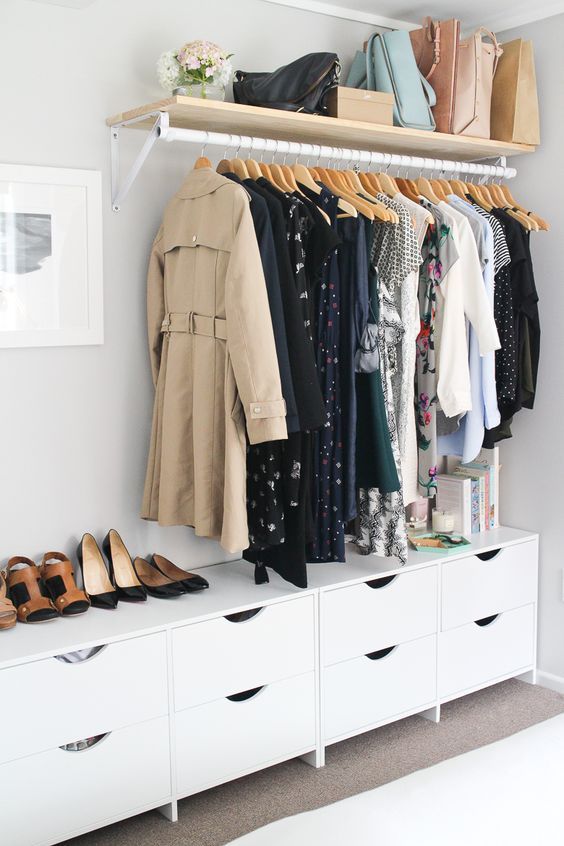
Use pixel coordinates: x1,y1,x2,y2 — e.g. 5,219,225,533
157,51,182,92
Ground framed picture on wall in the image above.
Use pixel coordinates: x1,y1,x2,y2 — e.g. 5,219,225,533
0,164,103,348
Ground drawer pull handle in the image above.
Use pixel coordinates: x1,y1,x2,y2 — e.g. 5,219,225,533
59,732,110,752
54,645,106,664
474,614,500,627
365,645,398,661
365,575,397,590
476,548,502,561
226,686,265,702
224,607,263,623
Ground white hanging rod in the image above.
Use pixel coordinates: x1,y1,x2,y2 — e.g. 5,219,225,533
110,110,516,211
164,126,516,179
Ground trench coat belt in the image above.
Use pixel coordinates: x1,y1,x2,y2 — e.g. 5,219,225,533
160,311,227,340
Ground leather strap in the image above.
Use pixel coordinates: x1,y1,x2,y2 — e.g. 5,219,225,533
40,553,89,611
6,557,56,622
7,556,40,582
160,311,227,340
475,26,504,74
423,18,442,81
0,572,16,619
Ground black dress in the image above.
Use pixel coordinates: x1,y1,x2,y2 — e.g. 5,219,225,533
484,211,540,445
243,180,326,587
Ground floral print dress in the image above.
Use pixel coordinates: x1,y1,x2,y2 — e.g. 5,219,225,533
416,207,459,497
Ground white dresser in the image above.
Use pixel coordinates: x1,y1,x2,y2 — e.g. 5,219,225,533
0,527,538,846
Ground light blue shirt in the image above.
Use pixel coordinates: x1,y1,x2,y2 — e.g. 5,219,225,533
439,197,500,462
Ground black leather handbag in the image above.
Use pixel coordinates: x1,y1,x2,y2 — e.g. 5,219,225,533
233,52,340,114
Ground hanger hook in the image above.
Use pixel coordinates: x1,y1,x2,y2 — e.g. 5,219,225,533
270,139,277,164
223,133,233,160
201,131,209,159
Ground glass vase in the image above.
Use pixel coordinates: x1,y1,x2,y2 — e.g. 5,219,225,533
173,82,225,101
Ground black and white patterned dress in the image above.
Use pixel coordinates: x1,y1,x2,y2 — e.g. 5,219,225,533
354,197,421,564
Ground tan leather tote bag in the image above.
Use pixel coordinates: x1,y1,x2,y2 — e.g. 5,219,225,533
490,39,540,144
410,17,460,134
452,27,503,138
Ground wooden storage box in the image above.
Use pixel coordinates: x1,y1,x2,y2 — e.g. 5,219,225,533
327,86,394,124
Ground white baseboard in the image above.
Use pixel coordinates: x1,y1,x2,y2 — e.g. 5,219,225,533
536,670,564,694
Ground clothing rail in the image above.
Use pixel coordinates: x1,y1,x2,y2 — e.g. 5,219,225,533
110,110,517,211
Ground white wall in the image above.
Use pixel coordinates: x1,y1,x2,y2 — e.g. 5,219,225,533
500,15,564,681
0,0,373,570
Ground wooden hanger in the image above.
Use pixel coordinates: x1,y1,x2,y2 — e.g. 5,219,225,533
352,169,393,219
430,179,449,202
448,178,469,200
498,183,549,231
486,181,508,208
437,178,453,196
376,170,399,198
292,162,321,194
396,177,421,204
245,158,263,180
416,175,442,204
336,167,393,221
465,182,493,212
216,157,232,175
316,167,361,217
229,158,250,179
194,156,212,169
347,164,399,222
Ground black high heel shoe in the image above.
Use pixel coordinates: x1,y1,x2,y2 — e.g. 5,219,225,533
77,534,118,610
150,554,209,593
132,557,185,599
102,530,147,603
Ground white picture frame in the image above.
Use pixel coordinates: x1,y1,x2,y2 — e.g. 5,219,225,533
0,164,103,348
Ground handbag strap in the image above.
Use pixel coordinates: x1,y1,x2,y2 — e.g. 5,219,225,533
419,71,437,108
423,18,442,80
475,26,504,73
365,32,379,91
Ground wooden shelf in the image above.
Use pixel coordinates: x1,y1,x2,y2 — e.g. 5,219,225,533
107,96,536,162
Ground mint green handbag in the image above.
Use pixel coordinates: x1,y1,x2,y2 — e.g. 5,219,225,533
347,31,436,131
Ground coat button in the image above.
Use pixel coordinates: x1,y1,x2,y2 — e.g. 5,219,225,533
254,406,261,413
192,235,197,242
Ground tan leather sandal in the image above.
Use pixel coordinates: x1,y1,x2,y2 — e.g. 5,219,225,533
0,572,17,630
6,557,59,623
40,552,90,616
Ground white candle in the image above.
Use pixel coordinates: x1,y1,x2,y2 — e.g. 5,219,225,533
432,509,455,532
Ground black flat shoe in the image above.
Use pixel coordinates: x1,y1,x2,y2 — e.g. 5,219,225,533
77,534,118,610
150,554,209,593
102,530,147,602
132,557,185,598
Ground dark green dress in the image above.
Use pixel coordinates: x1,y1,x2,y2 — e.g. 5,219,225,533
355,220,399,494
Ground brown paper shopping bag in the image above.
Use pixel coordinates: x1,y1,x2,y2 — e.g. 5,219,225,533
491,38,540,145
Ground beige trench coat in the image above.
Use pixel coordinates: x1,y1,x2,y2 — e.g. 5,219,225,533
141,168,287,552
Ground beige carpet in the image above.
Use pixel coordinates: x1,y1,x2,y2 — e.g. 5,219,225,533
65,679,564,846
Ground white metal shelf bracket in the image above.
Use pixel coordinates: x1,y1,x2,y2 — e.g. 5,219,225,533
111,110,169,212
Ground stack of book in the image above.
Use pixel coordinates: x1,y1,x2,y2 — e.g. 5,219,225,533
436,448,500,535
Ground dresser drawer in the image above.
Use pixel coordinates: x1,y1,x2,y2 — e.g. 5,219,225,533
323,635,436,741
175,672,316,796
1,716,171,846
439,604,535,699
322,567,437,666
441,540,538,630
173,595,315,710
0,632,168,765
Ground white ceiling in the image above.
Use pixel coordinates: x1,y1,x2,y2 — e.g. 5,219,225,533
264,0,564,33
29,0,97,7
